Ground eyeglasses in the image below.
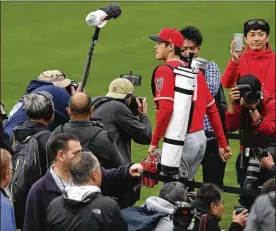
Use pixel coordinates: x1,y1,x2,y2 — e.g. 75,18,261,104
246,20,266,26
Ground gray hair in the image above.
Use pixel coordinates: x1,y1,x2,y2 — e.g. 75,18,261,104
69,152,100,185
159,182,188,204
23,91,54,120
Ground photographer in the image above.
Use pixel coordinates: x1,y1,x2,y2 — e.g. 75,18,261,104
4,70,74,142
225,74,275,209
221,19,275,98
92,78,152,164
191,183,248,231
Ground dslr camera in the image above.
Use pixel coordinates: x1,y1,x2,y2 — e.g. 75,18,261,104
65,80,79,95
235,84,263,105
120,71,144,116
243,147,269,191
173,201,200,231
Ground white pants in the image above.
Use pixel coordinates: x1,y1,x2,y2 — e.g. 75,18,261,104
179,130,207,181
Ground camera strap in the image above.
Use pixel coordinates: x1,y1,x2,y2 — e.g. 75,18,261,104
199,214,208,231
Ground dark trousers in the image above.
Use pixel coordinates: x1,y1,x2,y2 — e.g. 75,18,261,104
236,153,274,210
201,138,226,188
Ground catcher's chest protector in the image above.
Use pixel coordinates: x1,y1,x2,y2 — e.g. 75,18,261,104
160,65,198,169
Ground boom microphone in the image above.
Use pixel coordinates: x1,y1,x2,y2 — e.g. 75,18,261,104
80,3,122,92
86,3,122,28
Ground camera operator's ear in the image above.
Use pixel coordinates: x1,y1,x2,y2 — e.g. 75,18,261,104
66,107,71,117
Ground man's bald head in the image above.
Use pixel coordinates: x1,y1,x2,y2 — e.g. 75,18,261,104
69,92,92,116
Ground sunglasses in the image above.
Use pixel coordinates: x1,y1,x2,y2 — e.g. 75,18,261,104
246,20,266,26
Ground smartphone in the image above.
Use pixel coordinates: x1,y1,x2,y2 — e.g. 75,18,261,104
234,33,244,52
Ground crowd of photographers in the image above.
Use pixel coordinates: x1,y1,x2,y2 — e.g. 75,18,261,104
1,17,275,231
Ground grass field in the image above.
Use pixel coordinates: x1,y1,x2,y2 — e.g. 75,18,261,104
1,1,275,230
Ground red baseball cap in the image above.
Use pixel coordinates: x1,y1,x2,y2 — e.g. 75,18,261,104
149,28,184,49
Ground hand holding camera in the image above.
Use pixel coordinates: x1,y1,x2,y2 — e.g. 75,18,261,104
136,97,148,115
232,207,248,227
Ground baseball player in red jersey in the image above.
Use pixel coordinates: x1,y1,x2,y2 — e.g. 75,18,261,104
148,28,232,180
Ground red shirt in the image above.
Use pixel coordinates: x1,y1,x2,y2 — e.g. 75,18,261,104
151,60,228,148
221,44,275,99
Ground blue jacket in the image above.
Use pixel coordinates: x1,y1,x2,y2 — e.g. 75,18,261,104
4,80,70,142
0,190,16,231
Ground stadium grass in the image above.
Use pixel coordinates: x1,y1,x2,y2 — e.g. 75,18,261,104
1,2,275,229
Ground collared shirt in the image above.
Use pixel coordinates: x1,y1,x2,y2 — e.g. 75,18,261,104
50,165,71,192
203,61,221,133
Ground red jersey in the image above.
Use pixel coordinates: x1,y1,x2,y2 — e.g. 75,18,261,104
151,60,228,148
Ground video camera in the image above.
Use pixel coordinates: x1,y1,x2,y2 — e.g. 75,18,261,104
120,71,142,86
235,84,263,105
173,201,200,231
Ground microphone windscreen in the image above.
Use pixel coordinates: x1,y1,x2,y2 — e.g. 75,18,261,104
86,10,108,28
100,3,122,20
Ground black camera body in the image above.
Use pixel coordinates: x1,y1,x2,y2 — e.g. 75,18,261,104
234,205,246,215
173,201,200,231
128,96,144,116
244,147,269,159
235,84,263,105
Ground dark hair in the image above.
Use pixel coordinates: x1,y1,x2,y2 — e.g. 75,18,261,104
70,152,99,185
48,133,79,161
237,74,262,93
165,42,182,57
261,178,276,194
179,26,203,46
69,92,92,115
159,182,188,204
196,183,222,209
244,19,270,36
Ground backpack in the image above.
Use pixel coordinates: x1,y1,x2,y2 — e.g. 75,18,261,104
151,64,194,132
10,130,50,228
56,124,102,152
122,206,167,231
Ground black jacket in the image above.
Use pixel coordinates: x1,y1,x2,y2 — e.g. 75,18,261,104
48,120,126,169
46,187,128,231
191,197,243,231
24,164,140,231
93,98,152,164
12,120,51,175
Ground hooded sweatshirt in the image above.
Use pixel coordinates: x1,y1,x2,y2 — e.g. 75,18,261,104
4,80,70,142
144,196,176,231
221,44,275,98
46,185,128,231
244,191,275,231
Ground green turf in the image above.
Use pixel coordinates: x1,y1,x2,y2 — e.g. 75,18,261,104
1,2,275,229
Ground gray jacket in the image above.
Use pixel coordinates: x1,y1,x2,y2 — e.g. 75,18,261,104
144,196,175,231
244,191,275,231
93,99,152,163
